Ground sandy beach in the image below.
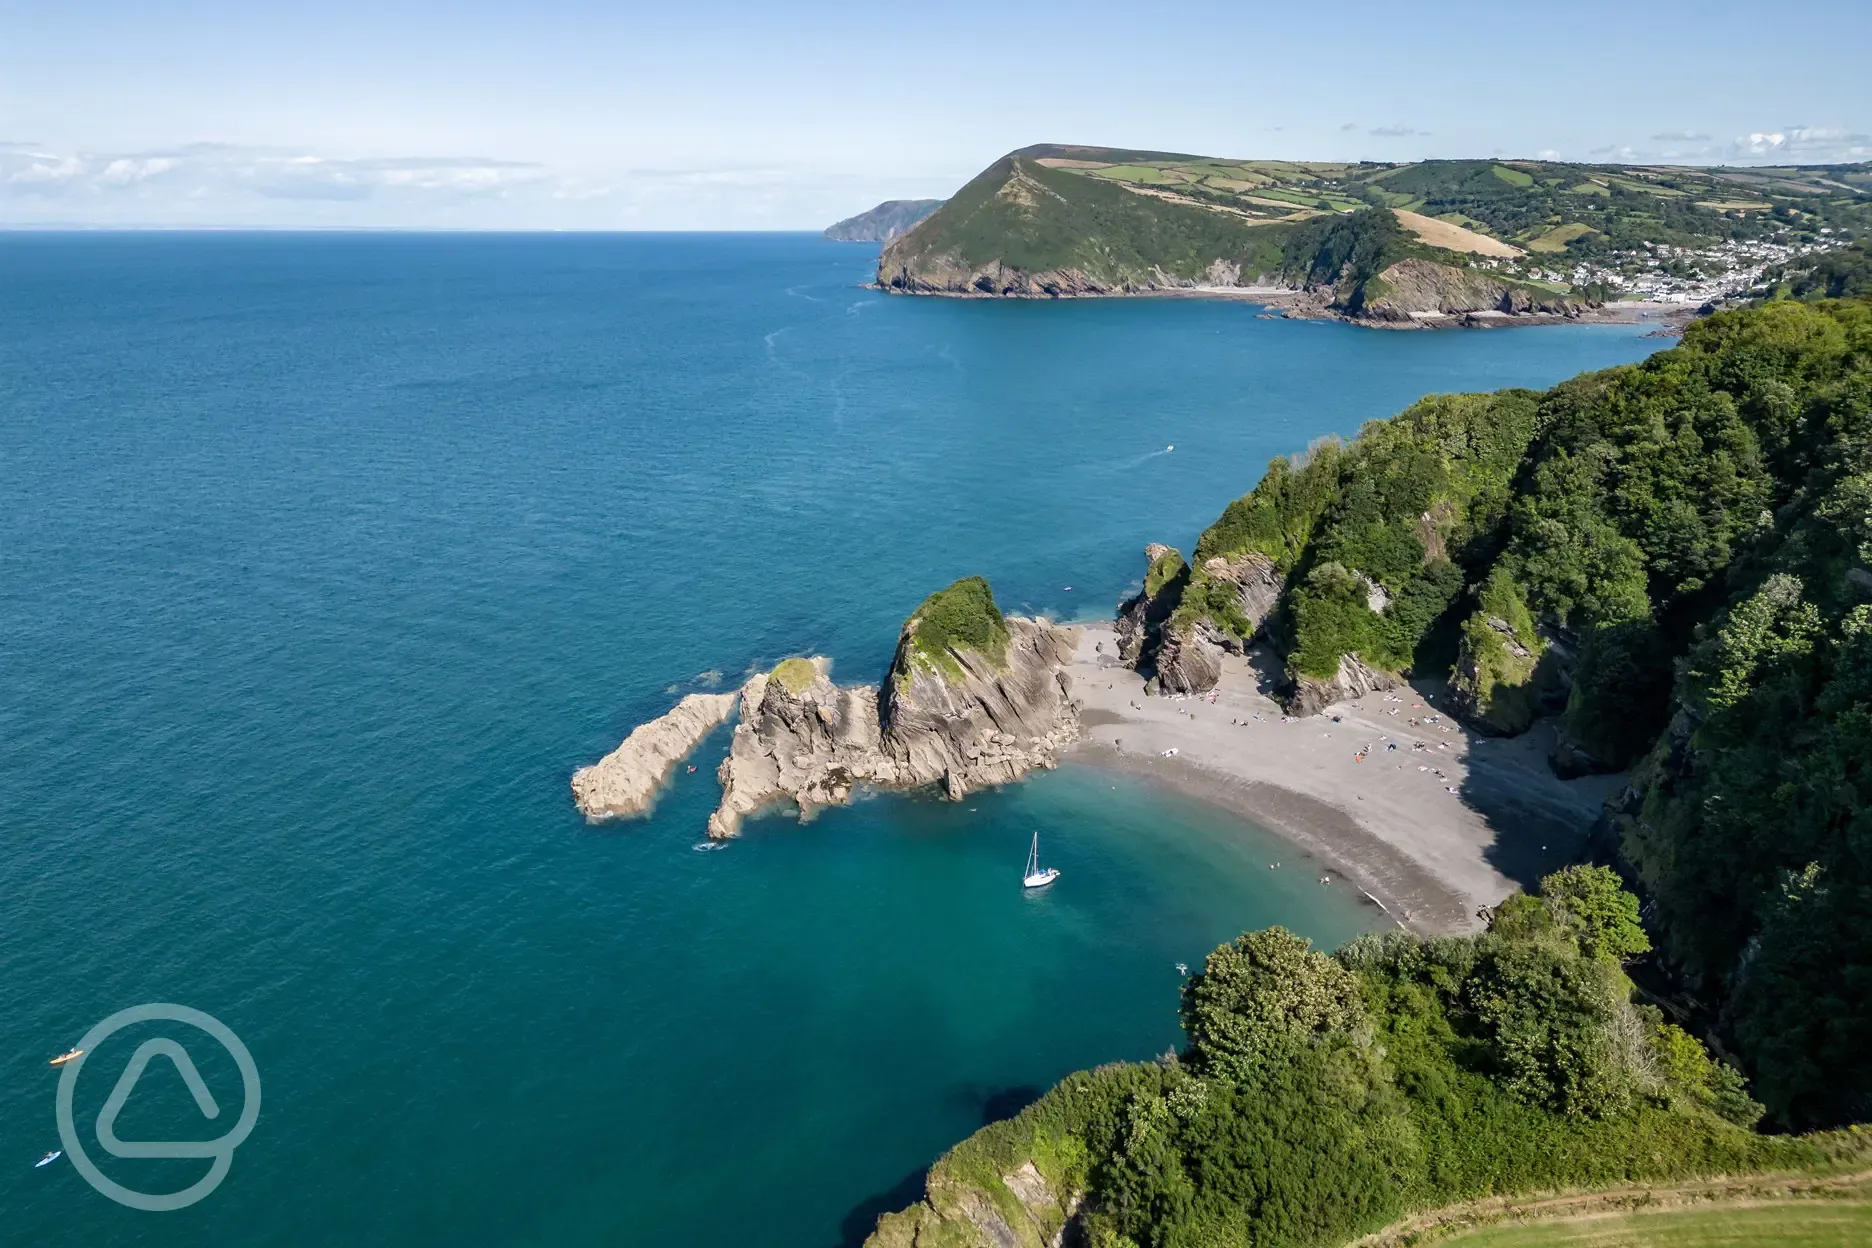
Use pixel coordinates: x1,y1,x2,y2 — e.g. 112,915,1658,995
1064,622,1625,933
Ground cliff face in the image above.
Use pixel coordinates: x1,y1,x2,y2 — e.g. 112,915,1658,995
823,198,944,243
707,615,1081,836
1201,551,1283,639
1114,544,1185,666
1284,653,1403,717
1348,258,1588,322
707,661,883,838
576,578,1081,838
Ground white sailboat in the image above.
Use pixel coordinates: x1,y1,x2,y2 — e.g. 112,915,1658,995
1022,832,1059,889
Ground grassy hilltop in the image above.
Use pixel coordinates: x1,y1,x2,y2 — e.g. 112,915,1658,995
877,145,1872,316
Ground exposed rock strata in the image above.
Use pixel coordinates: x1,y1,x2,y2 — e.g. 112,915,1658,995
1154,619,1225,694
708,616,1080,836
868,1158,1083,1248
1114,543,1184,666
581,600,1081,839
1285,654,1404,717
1350,258,1588,322
570,692,739,819
1201,551,1283,640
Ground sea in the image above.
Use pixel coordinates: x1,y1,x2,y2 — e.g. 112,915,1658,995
0,233,1665,1246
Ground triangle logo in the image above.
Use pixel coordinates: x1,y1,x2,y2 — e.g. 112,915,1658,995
95,1038,225,1159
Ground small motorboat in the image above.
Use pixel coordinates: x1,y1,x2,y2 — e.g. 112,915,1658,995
48,1049,82,1067
1165,444,1174,451
1022,832,1060,889
36,1151,61,1168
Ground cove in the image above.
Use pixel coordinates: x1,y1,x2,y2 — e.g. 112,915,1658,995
0,232,1664,1244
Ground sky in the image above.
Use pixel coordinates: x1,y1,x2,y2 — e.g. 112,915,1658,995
2,0,1868,230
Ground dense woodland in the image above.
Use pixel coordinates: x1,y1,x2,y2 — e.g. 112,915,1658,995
871,870,1864,1248
1173,298,1872,1131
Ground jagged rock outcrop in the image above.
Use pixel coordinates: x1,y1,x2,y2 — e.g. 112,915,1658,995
1285,654,1403,716
1448,614,1541,734
707,660,883,838
1349,258,1589,322
570,691,739,819
707,613,1081,836
1115,543,1185,666
1200,551,1283,642
868,1159,1083,1248
1155,618,1225,694
578,579,1082,840
1449,618,1575,738
880,615,1081,800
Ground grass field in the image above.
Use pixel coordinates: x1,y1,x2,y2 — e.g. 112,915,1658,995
1394,208,1523,257
1527,222,1600,253
1439,1201,1872,1247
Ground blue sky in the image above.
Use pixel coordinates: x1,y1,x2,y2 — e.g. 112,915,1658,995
2,0,1867,229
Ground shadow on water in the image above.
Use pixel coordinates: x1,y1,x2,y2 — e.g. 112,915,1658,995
834,1085,1043,1246
944,1080,1046,1127
836,1166,928,1248
978,1084,1044,1126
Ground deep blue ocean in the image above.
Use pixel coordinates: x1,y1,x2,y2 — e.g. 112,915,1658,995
0,233,1665,1245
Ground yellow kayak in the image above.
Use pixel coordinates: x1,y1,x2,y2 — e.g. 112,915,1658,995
48,1049,82,1067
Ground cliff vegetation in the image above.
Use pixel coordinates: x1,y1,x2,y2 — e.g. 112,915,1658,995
1118,297,1872,1132
898,575,1012,683
867,870,1866,1248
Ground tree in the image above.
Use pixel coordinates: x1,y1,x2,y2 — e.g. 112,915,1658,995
1540,865,1651,962
1180,928,1366,1083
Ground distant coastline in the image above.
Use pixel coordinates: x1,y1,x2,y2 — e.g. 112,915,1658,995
863,279,1702,332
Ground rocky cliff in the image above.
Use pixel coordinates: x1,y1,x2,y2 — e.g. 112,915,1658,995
570,691,739,819
1347,257,1589,323
824,198,944,243
868,1157,1082,1248
577,578,1080,838
709,599,1080,835
1114,544,1185,666
1285,652,1404,716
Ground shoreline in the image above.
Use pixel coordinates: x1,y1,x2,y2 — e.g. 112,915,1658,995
1062,623,1625,934
866,282,1696,333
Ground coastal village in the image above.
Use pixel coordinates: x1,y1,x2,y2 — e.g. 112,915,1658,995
1495,230,1844,305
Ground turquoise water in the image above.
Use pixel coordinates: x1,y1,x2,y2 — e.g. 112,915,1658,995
0,234,1664,1245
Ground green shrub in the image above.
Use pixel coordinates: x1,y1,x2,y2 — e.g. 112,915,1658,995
899,576,1010,682
769,657,818,695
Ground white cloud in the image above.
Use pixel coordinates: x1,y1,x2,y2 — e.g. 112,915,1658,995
0,142,563,207
1651,130,1712,142
1537,148,1562,160
1369,125,1425,138
1730,125,1872,162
